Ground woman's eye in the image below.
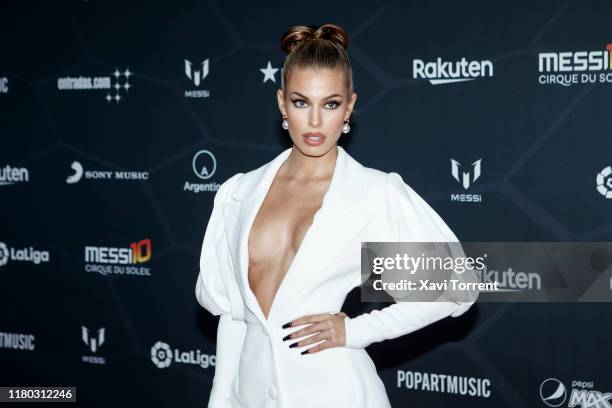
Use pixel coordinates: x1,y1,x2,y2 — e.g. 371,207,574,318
325,101,341,109
291,99,341,109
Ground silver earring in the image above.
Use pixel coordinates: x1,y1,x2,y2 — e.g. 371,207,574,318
281,117,289,130
342,120,351,134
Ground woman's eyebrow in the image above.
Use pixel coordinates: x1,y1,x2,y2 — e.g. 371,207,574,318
290,92,343,100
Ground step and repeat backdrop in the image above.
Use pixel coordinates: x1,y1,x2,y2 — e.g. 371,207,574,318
1,1,611,407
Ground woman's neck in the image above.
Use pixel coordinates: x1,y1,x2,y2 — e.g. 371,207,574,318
281,145,338,181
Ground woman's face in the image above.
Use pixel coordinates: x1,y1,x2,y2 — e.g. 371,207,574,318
277,67,357,155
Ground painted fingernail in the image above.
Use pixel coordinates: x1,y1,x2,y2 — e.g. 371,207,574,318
282,322,292,329
301,350,309,355
289,342,298,348
282,334,291,341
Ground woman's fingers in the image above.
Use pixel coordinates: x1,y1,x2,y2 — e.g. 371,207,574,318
302,340,333,354
288,331,328,348
282,312,349,354
282,321,327,341
283,313,333,329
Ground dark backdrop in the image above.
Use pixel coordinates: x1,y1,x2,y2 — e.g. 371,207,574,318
1,1,611,407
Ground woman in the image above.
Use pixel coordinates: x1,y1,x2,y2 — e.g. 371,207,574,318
196,23,479,408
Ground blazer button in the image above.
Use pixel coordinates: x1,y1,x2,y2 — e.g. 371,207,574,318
268,385,278,399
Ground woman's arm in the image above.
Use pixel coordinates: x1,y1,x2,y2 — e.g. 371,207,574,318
343,171,480,349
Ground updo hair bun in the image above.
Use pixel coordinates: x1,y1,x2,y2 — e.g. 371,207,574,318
280,23,349,55
279,23,354,96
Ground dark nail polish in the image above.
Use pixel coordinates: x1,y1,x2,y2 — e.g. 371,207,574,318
282,334,291,341
301,350,308,355
282,322,292,329
289,342,298,348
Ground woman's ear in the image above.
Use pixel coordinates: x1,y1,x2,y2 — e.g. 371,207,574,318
277,88,286,117
347,91,358,120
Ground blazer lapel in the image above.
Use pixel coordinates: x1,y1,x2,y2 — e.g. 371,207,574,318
222,146,375,325
267,147,375,320
222,147,293,324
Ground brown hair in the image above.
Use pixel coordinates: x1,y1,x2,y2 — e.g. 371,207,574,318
280,24,353,97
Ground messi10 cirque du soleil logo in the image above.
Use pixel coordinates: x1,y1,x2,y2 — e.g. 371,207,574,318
538,43,612,86
84,238,152,277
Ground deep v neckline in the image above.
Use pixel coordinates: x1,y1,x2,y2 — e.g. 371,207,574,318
245,147,340,322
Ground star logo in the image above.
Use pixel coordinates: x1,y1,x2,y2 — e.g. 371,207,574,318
260,61,279,83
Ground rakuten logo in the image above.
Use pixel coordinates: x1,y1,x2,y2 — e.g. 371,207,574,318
413,58,494,85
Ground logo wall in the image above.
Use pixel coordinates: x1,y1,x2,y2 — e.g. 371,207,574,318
184,150,220,193
150,341,215,369
413,57,494,85
66,161,149,184
81,326,106,365
0,331,35,351
260,61,279,83
596,166,612,199
84,238,152,277
538,43,612,86
184,59,210,98
0,241,50,267
540,377,612,407
450,159,483,203
57,67,132,102
396,370,492,398
0,165,29,186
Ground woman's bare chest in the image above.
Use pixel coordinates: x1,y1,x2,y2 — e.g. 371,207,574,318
248,179,327,268
247,177,330,317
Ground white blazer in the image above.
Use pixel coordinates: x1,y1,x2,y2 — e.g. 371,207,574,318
196,145,479,408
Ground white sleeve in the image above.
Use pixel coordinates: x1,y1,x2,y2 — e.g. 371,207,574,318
343,171,480,349
194,173,246,407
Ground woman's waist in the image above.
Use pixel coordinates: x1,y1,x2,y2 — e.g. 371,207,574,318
243,298,346,325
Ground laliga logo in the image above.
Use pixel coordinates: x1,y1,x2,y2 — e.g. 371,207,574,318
0,241,50,267
596,166,612,199
185,59,209,87
151,341,173,368
451,159,482,190
0,242,9,266
150,341,215,369
540,378,567,407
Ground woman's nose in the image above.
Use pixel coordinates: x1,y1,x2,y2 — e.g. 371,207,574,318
309,109,321,128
